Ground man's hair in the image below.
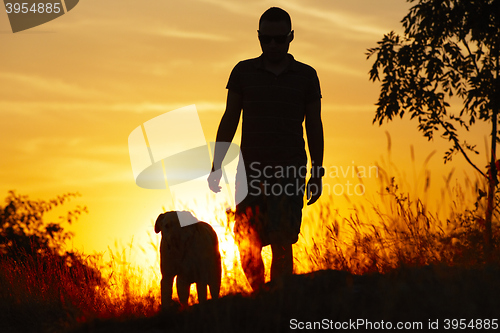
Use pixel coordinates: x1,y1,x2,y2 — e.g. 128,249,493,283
259,7,292,31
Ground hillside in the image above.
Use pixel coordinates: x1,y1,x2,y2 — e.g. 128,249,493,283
71,265,500,333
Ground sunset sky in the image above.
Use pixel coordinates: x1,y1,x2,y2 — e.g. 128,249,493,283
0,0,490,269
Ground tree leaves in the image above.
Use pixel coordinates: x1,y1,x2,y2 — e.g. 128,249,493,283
0,191,87,259
367,0,499,175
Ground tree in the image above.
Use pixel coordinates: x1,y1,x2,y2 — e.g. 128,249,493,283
366,0,499,258
0,191,104,326
0,190,87,259
0,190,103,286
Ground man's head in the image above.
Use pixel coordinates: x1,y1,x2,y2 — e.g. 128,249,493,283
258,7,294,63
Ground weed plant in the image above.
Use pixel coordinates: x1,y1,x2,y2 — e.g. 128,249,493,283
1,156,499,332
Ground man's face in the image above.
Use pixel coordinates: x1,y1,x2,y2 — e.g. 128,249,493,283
258,20,293,63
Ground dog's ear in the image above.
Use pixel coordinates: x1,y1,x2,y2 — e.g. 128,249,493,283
154,213,165,234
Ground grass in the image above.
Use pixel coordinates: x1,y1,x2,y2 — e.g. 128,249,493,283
1,158,499,332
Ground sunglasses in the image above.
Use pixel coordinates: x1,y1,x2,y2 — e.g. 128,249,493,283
258,30,293,44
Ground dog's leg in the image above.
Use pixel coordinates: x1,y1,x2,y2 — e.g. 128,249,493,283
208,281,220,300
196,282,208,302
209,256,222,300
176,275,190,305
161,274,175,310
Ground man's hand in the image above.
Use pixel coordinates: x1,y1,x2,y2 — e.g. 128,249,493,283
207,168,223,193
306,176,322,205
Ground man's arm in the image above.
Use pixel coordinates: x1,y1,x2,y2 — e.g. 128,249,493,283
208,90,242,192
212,90,242,170
305,98,324,205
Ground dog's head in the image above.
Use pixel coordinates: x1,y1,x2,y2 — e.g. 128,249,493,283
154,211,198,234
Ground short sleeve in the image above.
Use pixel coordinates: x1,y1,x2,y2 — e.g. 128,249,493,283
305,69,322,103
226,63,243,94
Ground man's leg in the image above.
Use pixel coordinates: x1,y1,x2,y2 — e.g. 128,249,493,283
268,174,303,283
234,206,265,292
270,242,293,282
239,238,265,291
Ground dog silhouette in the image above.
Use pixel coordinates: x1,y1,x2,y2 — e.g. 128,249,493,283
155,211,221,307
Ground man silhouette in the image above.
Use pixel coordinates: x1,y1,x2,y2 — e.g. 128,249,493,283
208,7,324,291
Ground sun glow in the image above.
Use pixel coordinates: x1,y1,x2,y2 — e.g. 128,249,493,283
88,141,473,306
74,157,490,310
117,196,282,305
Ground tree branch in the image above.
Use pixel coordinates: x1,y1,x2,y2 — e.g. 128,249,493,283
437,117,487,178
461,37,481,75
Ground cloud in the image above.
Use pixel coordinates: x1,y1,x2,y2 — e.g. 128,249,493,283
17,136,84,154
0,72,110,100
155,28,231,42
197,0,398,39
324,104,376,113
0,101,226,115
315,61,367,77
194,0,261,17
277,0,389,38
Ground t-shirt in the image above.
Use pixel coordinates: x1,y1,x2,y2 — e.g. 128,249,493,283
226,54,322,169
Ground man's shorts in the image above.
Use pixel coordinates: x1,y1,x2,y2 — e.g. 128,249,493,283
234,168,305,247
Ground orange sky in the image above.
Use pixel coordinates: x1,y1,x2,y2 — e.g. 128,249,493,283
0,0,490,270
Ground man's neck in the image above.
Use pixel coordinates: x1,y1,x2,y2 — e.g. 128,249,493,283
263,54,290,76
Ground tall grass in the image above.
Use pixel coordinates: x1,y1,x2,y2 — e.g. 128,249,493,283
293,151,499,275
0,250,102,332
1,155,499,332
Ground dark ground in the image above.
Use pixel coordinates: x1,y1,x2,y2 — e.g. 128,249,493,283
70,265,500,333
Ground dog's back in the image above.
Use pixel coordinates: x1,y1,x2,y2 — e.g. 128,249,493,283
176,221,221,284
